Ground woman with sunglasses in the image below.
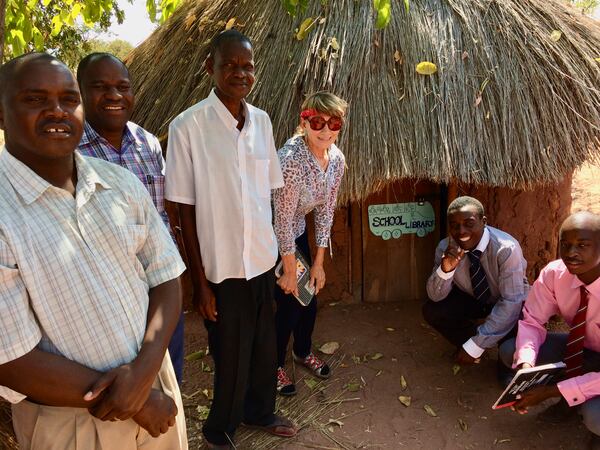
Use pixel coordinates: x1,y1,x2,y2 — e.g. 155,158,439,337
273,91,347,396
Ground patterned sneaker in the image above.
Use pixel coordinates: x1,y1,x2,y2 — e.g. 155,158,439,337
277,367,296,396
293,352,331,379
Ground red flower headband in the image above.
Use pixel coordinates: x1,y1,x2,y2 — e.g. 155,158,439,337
300,108,318,119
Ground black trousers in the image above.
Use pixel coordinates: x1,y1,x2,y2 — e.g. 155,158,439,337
202,269,277,445
422,287,496,348
275,231,318,367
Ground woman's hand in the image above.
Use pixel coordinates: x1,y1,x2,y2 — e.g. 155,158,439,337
277,271,299,297
310,263,326,295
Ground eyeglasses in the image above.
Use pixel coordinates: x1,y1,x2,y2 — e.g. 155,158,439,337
306,115,344,132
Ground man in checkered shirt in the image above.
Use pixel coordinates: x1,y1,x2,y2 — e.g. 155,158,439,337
76,52,185,384
0,53,188,449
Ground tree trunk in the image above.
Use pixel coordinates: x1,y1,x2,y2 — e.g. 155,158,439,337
0,0,6,63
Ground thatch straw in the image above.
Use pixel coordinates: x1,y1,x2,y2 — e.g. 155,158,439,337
0,401,17,450
127,0,600,203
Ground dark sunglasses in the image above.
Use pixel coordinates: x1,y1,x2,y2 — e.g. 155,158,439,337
306,115,344,131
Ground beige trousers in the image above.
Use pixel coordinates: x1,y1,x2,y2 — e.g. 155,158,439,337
11,353,187,450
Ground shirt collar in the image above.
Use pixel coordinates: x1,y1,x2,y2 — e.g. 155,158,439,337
475,226,491,253
207,89,252,131
568,266,600,296
80,121,137,153
0,148,111,205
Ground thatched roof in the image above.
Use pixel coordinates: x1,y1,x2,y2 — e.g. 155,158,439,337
127,0,600,203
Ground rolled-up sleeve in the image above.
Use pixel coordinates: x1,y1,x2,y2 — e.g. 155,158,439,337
426,240,455,301
472,244,528,349
165,119,195,205
266,120,284,190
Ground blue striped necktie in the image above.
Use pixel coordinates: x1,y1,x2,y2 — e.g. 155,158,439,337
468,250,491,303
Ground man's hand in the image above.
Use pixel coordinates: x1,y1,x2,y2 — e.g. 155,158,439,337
309,264,326,295
456,348,479,365
441,239,465,273
133,389,178,437
277,271,299,297
85,362,154,421
511,384,561,414
194,283,217,322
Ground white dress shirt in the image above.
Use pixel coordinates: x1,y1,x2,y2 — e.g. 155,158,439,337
165,90,284,283
0,150,185,402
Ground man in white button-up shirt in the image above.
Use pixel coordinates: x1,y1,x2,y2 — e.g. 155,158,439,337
165,30,296,448
423,196,528,374
0,53,187,449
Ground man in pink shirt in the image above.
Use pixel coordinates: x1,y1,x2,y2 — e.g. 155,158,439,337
499,211,600,448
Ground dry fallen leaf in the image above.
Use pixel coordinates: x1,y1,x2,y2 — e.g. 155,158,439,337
394,50,402,63
494,438,511,445
319,17,326,24
352,355,361,364
398,395,411,407
458,418,468,431
416,61,437,75
305,377,319,390
474,94,482,107
386,327,395,332
202,388,214,400
346,381,361,392
462,51,469,60
184,13,197,30
225,18,236,30
376,370,383,377
328,419,344,427
184,350,205,361
319,341,340,355
550,30,562,42
401,375,408,390
452,365,461,375
424,404,438,417
196,405,210,420
371,353,384,360
330,37,340,51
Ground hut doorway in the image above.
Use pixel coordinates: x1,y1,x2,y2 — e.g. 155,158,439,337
358,180,442,303
321,180,442,304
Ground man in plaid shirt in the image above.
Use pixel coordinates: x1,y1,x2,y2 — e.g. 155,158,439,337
76,53,185,383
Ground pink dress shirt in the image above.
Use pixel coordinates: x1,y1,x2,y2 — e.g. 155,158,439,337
514,259,600,406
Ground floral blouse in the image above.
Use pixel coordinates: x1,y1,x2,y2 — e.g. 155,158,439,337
273,135,345,256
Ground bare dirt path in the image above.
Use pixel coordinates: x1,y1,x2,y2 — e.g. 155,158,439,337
182,300,586,449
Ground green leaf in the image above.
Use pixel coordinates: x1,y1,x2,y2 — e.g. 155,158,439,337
51,15,63,37
296,17,316,40
9,29,26,55
71,4,82,21
374,0,391,29
33,28,44,50
42,0,51,6
404,0,410,12
146,0,157,22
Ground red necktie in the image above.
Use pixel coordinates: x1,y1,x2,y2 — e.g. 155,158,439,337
564,286,589,377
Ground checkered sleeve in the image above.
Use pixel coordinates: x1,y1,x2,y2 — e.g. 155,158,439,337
0,235,42,365
135,186,186,288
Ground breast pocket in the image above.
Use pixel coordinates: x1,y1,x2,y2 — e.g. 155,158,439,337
144,174,165,214
114,224,147,257
255,159,271,199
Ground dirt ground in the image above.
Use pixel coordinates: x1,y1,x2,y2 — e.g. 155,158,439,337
177,164,600,450
181,300,588,450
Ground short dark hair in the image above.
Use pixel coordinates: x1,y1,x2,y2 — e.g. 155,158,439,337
447,196,485,218
0,53,60,102
208,29,252,59
76,52,128,85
